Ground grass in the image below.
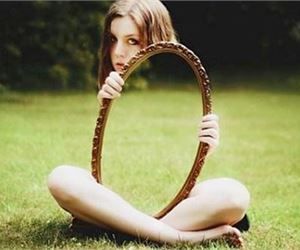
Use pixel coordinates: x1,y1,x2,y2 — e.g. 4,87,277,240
0,74,300,249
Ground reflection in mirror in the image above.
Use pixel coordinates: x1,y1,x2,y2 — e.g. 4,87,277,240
102,53,202,215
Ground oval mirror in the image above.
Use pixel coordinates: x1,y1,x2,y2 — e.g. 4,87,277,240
91,42,212,219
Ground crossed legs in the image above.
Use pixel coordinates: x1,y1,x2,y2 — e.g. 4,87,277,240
47,165,250,246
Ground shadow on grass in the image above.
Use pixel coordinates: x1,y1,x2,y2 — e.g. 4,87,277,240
1,217,73,248
0,216,240,249
0,216,161,249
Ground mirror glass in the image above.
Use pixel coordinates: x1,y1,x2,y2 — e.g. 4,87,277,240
101,53,202,215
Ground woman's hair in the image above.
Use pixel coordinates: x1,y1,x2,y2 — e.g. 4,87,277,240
98,0,177,87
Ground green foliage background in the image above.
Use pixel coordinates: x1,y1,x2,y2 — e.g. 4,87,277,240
0,2,109,90
0,2,300,91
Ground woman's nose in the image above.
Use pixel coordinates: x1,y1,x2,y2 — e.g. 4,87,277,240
114,42,126,58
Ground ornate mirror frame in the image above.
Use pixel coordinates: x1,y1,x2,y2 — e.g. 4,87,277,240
91,41,212,219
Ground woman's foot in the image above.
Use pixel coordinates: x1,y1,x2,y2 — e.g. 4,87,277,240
180,225,243,247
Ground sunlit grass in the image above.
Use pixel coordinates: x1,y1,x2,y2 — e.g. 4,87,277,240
0,81,299,249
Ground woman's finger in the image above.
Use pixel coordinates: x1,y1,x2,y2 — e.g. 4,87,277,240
199,120,219,130
202,114,219,122
199,136,218,147
198,128,219,140
105,76,123,92
109,71,124,86
98,89,113,99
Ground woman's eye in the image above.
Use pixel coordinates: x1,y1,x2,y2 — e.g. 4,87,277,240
128,38,139,45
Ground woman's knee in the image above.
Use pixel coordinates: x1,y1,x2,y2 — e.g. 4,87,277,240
192,177,250,221
224,179,250,214
215,178,250,222
47,165,89,204
216,178,250,208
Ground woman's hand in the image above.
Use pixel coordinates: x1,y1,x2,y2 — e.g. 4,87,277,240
97,71,124,101
198,114,219,155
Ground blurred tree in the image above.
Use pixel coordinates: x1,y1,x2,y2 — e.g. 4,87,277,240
0,1,299,90
0,1,109,90
164,1,300,70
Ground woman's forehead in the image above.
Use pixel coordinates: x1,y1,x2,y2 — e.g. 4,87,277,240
110,16,140,37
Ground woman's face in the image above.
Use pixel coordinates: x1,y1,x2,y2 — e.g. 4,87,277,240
110,15,143,72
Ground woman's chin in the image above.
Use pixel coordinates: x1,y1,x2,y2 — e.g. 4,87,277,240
114,66,123,73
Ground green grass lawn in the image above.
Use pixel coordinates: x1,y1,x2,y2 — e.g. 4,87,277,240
0,78,300,249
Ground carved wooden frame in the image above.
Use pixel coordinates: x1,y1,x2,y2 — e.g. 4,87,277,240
89,41,212,219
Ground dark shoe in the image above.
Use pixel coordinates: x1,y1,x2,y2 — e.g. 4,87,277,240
232,214,250,232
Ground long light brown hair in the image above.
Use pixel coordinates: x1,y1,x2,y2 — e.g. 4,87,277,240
98,0,177,88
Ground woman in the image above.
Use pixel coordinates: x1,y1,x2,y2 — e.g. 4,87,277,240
48,0,250,247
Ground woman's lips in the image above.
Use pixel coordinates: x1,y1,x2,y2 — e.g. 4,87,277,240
115,63,125,71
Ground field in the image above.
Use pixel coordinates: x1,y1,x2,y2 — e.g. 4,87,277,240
0,74,299,249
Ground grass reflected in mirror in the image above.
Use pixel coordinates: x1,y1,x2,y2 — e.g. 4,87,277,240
102,89,201,215
102,53,202,215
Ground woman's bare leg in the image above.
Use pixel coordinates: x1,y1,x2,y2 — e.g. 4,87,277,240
160,177,250,231
47,166,242,245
